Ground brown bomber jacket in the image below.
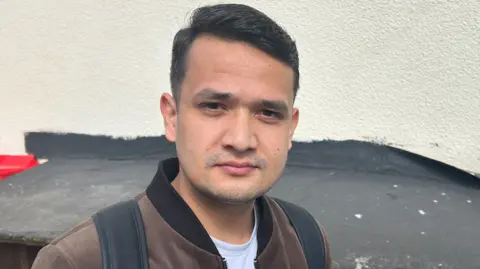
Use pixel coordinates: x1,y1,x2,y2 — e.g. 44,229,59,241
31,157,332,269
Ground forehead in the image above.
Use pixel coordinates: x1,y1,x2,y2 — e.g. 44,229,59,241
182,34,295,104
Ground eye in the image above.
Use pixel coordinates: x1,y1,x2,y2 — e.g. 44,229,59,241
260,109,282,119
199,102,223,110
197,102,228,117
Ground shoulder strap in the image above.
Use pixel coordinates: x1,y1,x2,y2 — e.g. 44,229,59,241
273,198,326,269
92,199,149,269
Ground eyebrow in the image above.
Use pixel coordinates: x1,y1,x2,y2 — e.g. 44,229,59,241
193,88,289,114
261,100,289,114
193,88,233,101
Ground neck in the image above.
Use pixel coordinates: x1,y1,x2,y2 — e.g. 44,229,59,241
172,173,256,245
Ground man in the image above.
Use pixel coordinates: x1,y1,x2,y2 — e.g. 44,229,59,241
32,3,332,269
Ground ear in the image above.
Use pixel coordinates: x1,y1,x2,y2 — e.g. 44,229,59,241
288,108,299,150
160,93,177,142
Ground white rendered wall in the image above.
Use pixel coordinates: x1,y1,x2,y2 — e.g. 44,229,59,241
1,0,479,174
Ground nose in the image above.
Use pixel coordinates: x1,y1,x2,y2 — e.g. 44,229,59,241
222,109,258,153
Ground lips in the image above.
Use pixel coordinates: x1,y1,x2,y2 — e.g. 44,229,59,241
215,161,258,176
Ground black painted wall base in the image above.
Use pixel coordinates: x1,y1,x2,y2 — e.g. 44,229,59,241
24,131,480,187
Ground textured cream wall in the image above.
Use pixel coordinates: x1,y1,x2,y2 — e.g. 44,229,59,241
1,0,479,174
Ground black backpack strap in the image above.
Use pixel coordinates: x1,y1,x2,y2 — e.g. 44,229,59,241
92,199,149,269
273,198,327,269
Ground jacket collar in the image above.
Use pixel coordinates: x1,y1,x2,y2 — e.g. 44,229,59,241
146,157,273,256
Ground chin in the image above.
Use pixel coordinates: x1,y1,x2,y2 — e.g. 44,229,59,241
210,191,261,204
189,170,276,203
198,182,267,204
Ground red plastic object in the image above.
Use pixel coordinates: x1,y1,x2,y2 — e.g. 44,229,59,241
0,154,39,180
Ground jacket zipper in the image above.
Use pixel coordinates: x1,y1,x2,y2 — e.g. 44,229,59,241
221,257,260,269
221,257,228,269
254,258,260,269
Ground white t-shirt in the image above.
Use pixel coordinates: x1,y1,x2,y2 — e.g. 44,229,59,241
210,208,258,269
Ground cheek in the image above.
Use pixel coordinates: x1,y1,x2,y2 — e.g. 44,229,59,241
176,112,220,156
260,130,290,161
177,111,205,138
176,114,199,156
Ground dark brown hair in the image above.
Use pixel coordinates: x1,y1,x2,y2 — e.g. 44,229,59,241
169,4,299,102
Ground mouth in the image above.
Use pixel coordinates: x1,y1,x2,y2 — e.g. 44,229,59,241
214,161,258,176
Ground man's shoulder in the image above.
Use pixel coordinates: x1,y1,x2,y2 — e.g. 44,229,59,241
32,217,102,269
265,196,333,269
50,217,98,245
264,196,313,219
265,195,329,243
32,192,149,269
265,196,320,222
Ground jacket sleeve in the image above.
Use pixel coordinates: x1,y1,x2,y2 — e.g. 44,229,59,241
31,244,76,269
317,219,333,269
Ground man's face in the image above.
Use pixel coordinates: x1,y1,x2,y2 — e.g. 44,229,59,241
161,34,299,204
